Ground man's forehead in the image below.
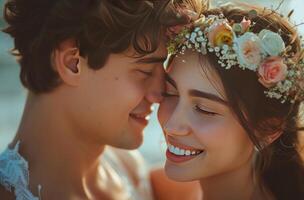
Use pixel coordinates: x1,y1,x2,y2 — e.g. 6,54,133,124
121,42,168,65
137,44,167,63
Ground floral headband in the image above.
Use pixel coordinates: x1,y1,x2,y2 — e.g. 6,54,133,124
167,11,304,103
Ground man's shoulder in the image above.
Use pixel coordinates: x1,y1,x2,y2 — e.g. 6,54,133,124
104,147,148,185
0,185,15,200
109,148,145,167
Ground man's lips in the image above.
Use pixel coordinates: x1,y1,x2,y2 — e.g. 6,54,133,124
129,112,151,126
130,112,151,119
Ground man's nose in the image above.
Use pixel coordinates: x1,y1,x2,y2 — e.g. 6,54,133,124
145,65,165,103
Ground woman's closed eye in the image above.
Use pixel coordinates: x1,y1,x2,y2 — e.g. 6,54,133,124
194,104,218,116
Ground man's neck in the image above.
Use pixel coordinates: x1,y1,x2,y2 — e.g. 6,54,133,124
12,93,105,199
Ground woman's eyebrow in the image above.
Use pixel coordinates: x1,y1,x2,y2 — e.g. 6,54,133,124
188,89,228,106
165,73,228,106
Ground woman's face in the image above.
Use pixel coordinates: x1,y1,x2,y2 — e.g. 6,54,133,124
158,51,254,181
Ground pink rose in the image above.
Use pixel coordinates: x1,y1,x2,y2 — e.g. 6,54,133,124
166,25,185,37
166,24,192,39
258,56,288,87
240,17,251,33
208,20,234,47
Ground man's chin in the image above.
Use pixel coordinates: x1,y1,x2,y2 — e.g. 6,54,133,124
122,138,143,150
114,133,144,150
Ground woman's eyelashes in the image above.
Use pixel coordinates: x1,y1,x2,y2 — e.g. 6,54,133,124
194,105,217,116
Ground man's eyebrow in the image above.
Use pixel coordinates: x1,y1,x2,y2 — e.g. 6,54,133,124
189,89,228,106
165,73,177,89
135,56,167,64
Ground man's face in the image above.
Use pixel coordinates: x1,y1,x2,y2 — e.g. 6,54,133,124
64,44,167,149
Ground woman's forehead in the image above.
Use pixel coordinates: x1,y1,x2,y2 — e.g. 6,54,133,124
169,52,226,99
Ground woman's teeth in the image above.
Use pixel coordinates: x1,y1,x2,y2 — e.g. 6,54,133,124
168,144,203,156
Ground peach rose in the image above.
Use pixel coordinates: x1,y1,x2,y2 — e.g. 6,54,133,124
258,56,288,88
208,20,234,47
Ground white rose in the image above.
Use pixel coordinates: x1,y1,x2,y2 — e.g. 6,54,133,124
234,32,264,71
259,29,285,56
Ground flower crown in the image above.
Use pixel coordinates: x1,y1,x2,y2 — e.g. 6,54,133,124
167,11,304,103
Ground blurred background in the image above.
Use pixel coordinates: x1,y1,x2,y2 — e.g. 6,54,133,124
1,0,304,168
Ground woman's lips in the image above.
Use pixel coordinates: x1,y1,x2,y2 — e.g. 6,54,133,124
168,139,203,150
166,141,205,163
166,149,204,163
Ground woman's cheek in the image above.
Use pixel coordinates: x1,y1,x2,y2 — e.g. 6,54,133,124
191,116,229,144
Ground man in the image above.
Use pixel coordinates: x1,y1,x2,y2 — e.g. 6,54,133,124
0,0,201,199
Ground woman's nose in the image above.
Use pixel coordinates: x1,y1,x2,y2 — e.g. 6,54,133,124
163,107,190,137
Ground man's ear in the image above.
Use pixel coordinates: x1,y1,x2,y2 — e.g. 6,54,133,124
53,39,81,86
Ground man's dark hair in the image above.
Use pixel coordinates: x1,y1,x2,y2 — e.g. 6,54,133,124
3,0,186,93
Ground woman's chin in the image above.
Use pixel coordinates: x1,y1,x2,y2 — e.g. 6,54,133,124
164,162,198,182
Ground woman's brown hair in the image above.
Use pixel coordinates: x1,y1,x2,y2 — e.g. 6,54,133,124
195,4,304,199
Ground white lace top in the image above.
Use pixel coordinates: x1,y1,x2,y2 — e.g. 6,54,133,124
0,142,153,200
0,141,40,200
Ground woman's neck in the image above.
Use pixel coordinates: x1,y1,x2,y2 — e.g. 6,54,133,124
12,94,105,199
199,157,256,200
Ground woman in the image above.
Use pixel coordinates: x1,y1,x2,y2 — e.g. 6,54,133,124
158,3,304,200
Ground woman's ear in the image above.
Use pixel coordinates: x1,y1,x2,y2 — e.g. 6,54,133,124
53,39,81,86
259,118,284,146
254,131,282,151
266,131,282,145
